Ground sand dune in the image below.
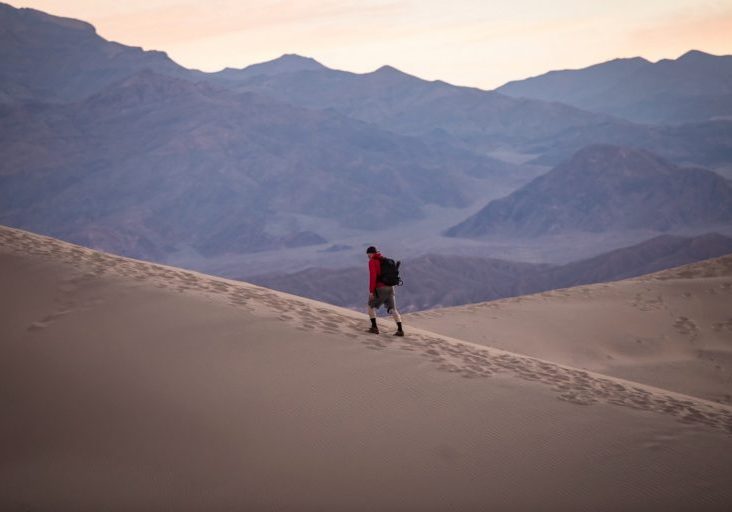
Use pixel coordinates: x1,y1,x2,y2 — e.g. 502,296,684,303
408,253,732,406
1,224,731,511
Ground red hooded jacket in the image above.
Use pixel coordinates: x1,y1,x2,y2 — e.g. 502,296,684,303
368,252,387,293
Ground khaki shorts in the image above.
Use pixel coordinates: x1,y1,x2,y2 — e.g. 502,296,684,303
369,286,396,312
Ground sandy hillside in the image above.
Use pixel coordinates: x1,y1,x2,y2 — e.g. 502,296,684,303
1,224,731,511
407,254,732,406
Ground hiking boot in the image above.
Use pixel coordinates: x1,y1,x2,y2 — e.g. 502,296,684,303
367,326,380,334
393,330,404,337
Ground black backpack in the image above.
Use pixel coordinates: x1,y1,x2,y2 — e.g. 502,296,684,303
379,257,403,286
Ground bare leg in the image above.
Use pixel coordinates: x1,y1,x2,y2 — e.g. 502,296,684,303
387,289,403,330
391,307,402,324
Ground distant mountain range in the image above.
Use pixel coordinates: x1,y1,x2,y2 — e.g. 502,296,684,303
446,145,732,238
497,50,732,124
0,2,731,264
209,56,610,157
2,3,731,167
248,233,732,311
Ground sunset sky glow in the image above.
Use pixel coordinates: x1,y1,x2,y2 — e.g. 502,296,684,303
9,0,732,89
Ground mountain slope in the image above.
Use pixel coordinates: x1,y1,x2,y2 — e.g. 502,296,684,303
0,2,189,103
0,70,515,259
408,253,732,405
446,144,732,238
2,224,732,510
497,50,732,124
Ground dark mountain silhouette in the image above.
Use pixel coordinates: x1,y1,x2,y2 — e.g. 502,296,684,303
0,70,515,260
497,50,732,124
0,2,189,103
248,233,732,312
446,145,732,238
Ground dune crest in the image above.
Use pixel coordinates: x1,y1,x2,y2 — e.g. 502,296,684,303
409,252,732,405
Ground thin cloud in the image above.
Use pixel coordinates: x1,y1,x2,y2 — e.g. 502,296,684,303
90,0,407,47
626,5,732,59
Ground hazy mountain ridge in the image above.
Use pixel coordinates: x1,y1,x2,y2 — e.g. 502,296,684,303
210,53,732,169
497,50,732,124
1,0,613,163
2,0,730,173
3,2,730,171
212,57,627,155
248,233,732,312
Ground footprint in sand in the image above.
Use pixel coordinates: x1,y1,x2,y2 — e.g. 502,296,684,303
27,321,47,332
26,308,73,332
631,292,664,311
674,316,698,338
712,318,732,332
379,329,732,435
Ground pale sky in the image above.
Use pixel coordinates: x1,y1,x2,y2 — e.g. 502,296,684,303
9,0,732,89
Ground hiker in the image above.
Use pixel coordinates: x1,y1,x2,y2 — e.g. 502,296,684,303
366,246,404,336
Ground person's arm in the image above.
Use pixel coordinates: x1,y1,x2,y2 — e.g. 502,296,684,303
369,258,379,294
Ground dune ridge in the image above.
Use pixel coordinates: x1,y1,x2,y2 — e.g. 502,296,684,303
408,252,732,405
2,224,731,435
